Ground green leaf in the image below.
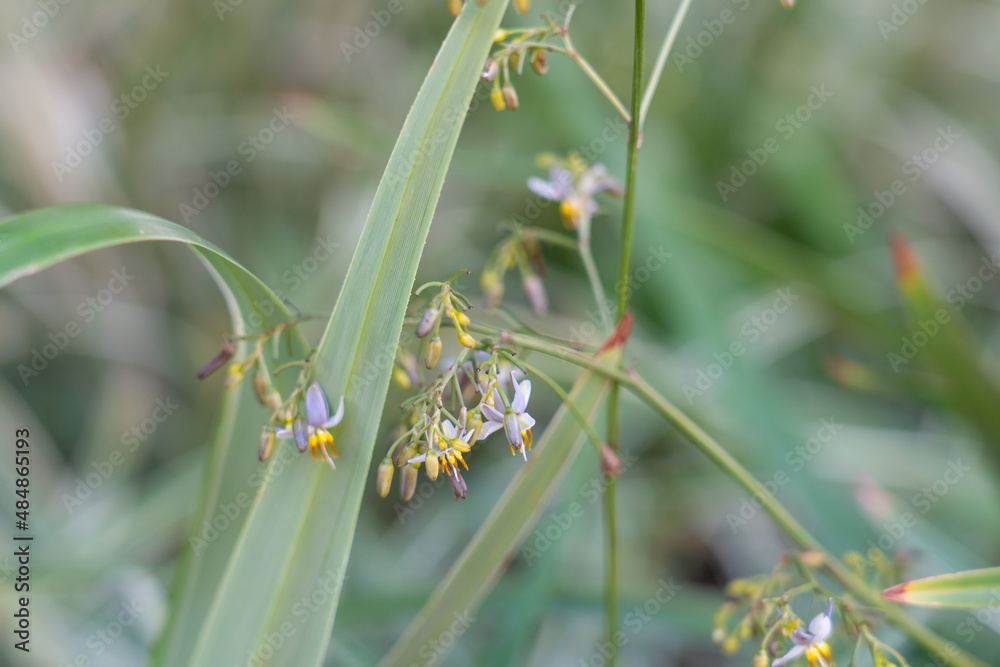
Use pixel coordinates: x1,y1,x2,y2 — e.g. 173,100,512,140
175,3,511,666
378,343,623,667
883,567,1000,608
0,203,302,667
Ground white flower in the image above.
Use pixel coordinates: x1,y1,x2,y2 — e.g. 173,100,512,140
527,163,621,232
479,372,536,459
772,599,835,667
275,381,344,469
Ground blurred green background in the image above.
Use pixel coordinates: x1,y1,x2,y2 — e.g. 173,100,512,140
2,0,1000,664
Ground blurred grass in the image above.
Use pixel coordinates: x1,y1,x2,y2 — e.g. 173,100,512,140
2,0,1000,665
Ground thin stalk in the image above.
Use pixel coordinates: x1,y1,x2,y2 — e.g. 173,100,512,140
579,237,610,335
637,0,694,130
557,6,631,123
464,324,989,667
603,1,645,663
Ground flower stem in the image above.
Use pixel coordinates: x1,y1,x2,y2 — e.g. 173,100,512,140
464,323,990,667
637,0,694,131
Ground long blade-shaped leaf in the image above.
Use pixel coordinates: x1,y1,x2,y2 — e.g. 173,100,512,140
182,3,510,666
379,340,626,667
0,204,301,666
884,567,1000,608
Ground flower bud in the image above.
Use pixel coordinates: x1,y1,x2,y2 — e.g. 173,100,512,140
457,332,476,349
259,427,276,462
481,269,504,308
493,29,507,43
502,84,519,111
752,650,769,667
521,274,547,317
424,336,443,369
447,0,463,17
481,58,499,82
293,417,309,453
392,366,412,389
253,373,269,405
225,364,245,389
503,410,524,449
197,340,236,379
424,452,440,480
266,390,283,413
509,51,521,75
514,0,530,14
447,468,468,500
416,305,441,338
721,635,739,655
376,459,393,498
530,49,548,75
400,464,418,502
490,87,505,111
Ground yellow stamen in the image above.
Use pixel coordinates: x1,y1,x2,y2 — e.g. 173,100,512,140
522,429,532,450
559,200,579,229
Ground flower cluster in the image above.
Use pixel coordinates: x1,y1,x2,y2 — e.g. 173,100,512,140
716,552,913,667
378,286,539,502
482,22,556,111
198,316,346,470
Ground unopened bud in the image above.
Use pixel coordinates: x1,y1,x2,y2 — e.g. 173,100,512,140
490,87,506,111
197,340,236,379
253,374,269,405
266,390,283,413
502,84,519,110
377,459,394,497
424,452,440,480
416,305,441,338
293,418,309,453
400,464,418,502
514,0,530,15
530,49,548,75
493,29,507,43
424,336,443,369
447,0,463,17
752,650,769,667
521,274,547,317
457,331,476,349
259,427,276,462
503,410,524,449
481,269,504,308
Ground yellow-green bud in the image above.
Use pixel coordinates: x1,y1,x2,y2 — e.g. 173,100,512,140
447,0,463,17
259,427,275,462
377,459,393,498
530,49,548,75
490,87,505,111
253,373,269,405
457,331,476,349
424,452,440,481
752,650,769,667
502,84,519,111
514,0,530,14
424,336,443,369
400,464,418,502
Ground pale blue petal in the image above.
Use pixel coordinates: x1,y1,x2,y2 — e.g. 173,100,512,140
480,402,504,423
305,382,331,427
478,421,503,440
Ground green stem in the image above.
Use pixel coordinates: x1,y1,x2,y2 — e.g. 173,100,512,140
579,235,610,335
464,324,988,667
637,0,694,130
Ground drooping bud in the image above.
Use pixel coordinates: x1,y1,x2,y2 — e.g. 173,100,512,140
457,331,476,349
424,452,440,480
293,417,309,453
376,459,393,498
490,87,506,111
447,0,463,17
502,84,519,111
416,305,441,338
503,410,524,450
197,340,236,379
530,49,548,75
514,0,530,15
266,390,283,413
400,464,418,502
225,363,245,389
446,468,468,500
509,51,521,75
521,274,547,317
752,650,769,667
259,427,276,462
481,58,499,82
424,336,443,369
481,269,504,309
253,373,269,405
493,29,507,43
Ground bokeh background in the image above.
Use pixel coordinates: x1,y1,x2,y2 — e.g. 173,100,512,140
2,0,1000,664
